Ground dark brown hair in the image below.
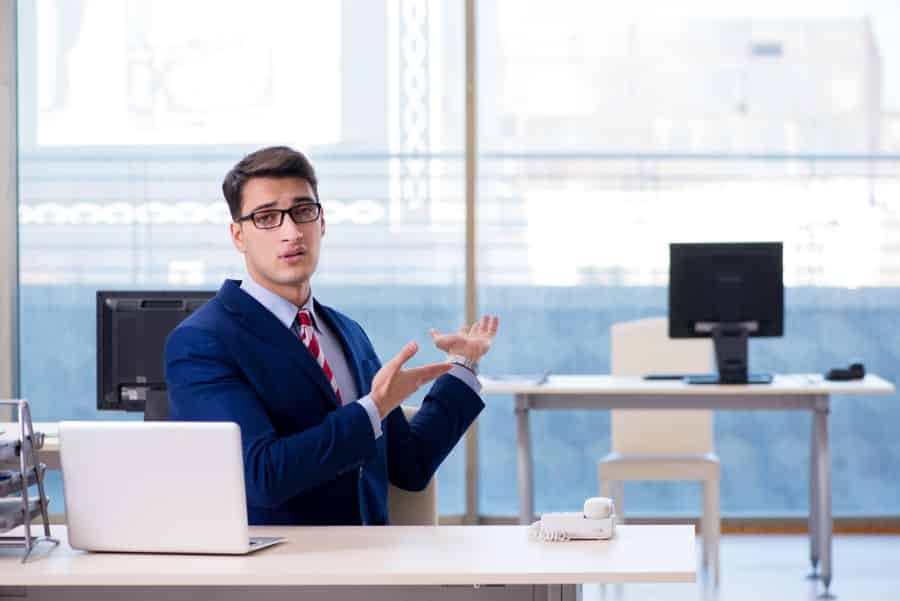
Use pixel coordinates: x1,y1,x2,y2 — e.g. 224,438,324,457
222,146,319,220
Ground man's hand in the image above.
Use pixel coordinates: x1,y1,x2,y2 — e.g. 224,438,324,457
370,342,452,419
429,315,500,364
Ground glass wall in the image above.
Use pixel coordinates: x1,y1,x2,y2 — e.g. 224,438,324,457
17,0,467,514
476,0,900,516
16,0,900,519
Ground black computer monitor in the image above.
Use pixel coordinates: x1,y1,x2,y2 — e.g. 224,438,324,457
97,290,214,420
669,242,783,384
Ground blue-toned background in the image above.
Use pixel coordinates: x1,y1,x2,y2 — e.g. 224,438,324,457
22,285,900,518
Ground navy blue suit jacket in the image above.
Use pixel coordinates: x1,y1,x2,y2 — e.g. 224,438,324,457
164,279,484,525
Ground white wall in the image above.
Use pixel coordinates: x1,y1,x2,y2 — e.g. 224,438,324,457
0,0,18,405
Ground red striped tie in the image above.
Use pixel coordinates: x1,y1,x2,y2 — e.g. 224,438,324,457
297,310,343,405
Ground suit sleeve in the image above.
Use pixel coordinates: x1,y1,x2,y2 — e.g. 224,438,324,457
349,326,484,492
385,374,484,491
165,325,377,508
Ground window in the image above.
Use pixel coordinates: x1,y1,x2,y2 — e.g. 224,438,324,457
16,0,900,520
476,0,900,516
18,0,467,515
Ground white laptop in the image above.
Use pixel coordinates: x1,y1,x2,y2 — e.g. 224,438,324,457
59,421,284,554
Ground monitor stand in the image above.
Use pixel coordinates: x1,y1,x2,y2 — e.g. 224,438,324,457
118,385,169,419
143,388,170,421
685,323,772,385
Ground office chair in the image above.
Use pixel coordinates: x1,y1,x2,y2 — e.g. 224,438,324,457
598,317,720,583
387,406,439,525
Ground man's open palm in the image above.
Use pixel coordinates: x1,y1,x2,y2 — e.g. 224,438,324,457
429,315,500,363
370,342,451,419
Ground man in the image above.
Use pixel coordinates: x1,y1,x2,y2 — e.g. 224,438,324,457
165,146,498,526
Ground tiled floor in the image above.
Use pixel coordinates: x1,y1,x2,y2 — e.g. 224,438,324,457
584,534,900,601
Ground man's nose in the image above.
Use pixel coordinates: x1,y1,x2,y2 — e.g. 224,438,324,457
279,213,303,240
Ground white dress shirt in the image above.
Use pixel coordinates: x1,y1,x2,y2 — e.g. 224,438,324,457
240,276,481,439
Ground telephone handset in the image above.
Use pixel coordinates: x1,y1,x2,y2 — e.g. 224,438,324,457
528,497,616,542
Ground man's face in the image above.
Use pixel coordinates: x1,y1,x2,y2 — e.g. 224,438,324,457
230,176,325,294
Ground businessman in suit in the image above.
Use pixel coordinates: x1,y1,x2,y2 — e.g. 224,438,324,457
165,146,498,526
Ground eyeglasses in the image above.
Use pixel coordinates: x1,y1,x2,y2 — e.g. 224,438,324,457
235,203,322,230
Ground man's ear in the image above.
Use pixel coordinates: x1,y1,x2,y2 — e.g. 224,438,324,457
320,207,326,238
230,222,246,253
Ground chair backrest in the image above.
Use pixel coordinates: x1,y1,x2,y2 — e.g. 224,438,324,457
610,317,714,456
387,406,438,525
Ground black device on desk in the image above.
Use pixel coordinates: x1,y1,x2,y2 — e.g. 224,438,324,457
97,290,214,420
825,362,865,381
666,242,784,385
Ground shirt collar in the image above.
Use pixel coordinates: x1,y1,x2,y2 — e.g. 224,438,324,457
239,274,320,332
298,292,321,331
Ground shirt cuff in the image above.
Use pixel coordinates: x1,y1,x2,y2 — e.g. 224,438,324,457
357,395,383,439
448,364,483,394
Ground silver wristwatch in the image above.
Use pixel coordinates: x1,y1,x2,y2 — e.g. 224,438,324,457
447,354,479,376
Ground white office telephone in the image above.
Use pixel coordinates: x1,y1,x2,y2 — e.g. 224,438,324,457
528,497,616,542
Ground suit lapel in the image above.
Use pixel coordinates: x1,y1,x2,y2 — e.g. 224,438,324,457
314,300,368,398
217,280,337,406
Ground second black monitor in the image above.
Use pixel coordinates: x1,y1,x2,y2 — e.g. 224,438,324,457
669,242,783,384
97,290,214,420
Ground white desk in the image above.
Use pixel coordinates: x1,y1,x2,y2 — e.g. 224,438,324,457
480,373,895,595
0,524,695,600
